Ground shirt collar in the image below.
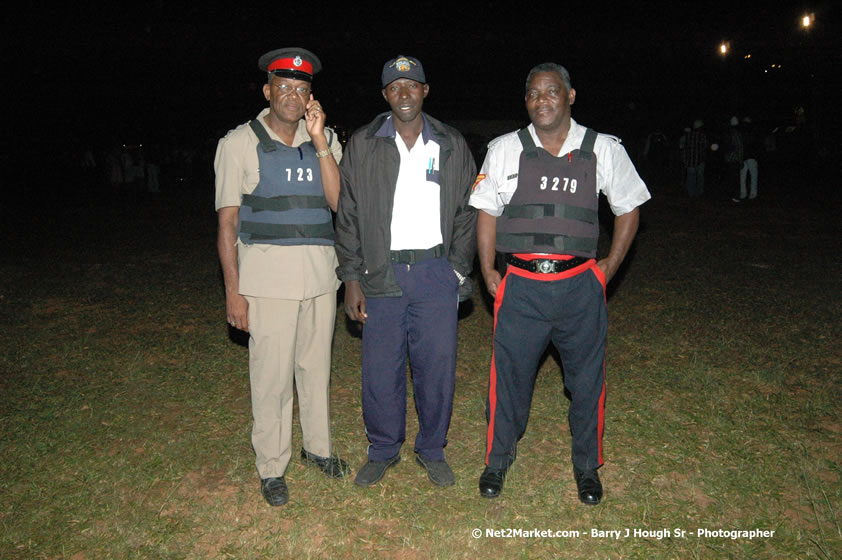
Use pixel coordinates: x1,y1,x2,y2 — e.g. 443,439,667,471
255,107,309,147
375,113,434,145
528,118,584,157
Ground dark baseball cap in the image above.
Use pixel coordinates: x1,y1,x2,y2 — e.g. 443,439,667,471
381,55,425,88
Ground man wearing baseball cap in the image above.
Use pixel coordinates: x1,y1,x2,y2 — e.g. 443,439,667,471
335,55,477,488
214,47,348,507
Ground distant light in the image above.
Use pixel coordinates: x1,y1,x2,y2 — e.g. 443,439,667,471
719,41,730,56
802,13,814,28
744,54,752,59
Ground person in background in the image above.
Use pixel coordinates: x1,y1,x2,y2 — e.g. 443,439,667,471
684,120,709,198
725,116,744,202
739,116,759,201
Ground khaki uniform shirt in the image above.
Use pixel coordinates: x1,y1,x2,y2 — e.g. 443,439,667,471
214,108,343,300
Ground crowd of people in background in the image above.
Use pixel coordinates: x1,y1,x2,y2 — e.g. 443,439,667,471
59,138,217,206
51,105,816,210
637,105,815,204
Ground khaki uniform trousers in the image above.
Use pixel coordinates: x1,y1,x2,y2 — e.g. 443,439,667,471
246,292,336,479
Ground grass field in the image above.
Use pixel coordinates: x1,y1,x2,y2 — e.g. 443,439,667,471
1,185,840,559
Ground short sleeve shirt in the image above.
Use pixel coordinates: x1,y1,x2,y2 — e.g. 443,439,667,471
469,119,650,217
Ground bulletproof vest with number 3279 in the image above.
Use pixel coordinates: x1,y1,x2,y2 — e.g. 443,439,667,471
496,128,599,258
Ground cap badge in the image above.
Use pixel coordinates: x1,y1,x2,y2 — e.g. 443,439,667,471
395,57,414,72
293,56,303,67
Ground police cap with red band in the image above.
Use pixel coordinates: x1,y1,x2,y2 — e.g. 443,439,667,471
258,48,322,83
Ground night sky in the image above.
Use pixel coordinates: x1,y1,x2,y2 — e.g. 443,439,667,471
9,2,839,156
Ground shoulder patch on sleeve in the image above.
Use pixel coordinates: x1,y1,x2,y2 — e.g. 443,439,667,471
472,174,486,191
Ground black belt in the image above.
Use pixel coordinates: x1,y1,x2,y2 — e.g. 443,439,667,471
390,244,444,265
505,254,589,274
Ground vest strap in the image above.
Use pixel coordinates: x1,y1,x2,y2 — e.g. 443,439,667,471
578,128,597,160
242,193,328,212
517,127,598,160
239,221,335,241
249,119,277,153
501,203,597,224
517,128,538,159
496,232,597,253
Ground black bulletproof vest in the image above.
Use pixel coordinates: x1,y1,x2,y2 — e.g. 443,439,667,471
496,128,599,258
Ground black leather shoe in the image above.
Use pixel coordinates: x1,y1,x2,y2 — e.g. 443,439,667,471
260,476,289,506
301,449,351,478
478,466,506,498
354,455,400,487
574,468,603,505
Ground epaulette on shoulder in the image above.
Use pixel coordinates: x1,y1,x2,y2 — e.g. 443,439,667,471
487,129,519,150
225,120,252,139
599,133,622,144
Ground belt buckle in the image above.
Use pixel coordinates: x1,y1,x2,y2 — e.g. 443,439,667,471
536,260,554,274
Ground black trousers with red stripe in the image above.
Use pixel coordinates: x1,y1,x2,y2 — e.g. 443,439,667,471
485,261,607,472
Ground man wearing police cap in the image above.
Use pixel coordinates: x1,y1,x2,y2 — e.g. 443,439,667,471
215,47,348,507
335,55,477,488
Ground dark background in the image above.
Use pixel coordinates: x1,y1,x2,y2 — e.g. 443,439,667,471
5,1,839,201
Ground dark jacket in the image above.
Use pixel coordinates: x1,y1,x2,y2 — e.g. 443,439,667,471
335,112,477,297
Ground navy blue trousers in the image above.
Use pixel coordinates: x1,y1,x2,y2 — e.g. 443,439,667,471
362,256,458,462
485,261,607,472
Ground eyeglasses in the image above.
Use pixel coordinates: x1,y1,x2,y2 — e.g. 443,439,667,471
271,83,311,97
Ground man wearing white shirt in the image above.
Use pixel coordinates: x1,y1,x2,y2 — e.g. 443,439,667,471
335,55,477,488
470,63,650,504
